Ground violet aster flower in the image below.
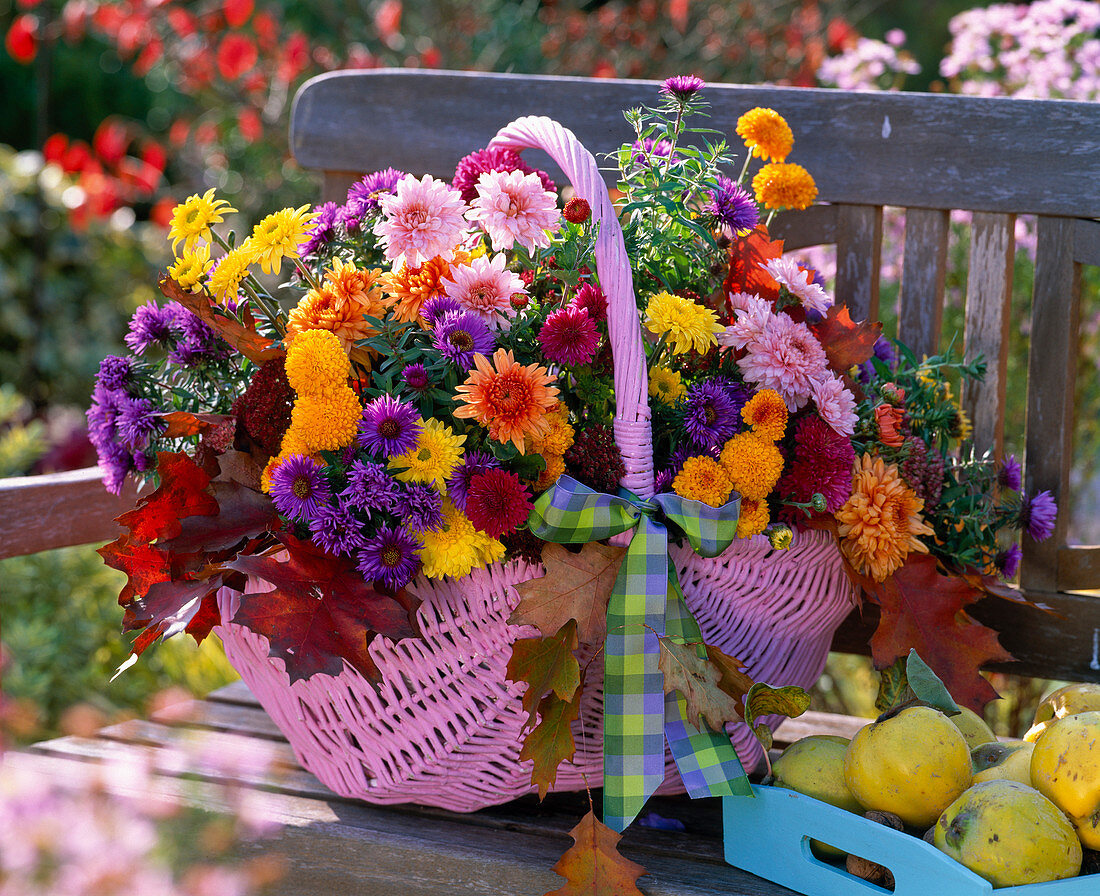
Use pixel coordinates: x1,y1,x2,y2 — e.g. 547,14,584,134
420,294,462,327
653,467,674,494
998,454,1022,491
115,395,164,451
342,459,400,514
358,395,422,457
433,309,495,371
96,356,133,391
269,454,332,522
661,74,706,102
447,450,500,511
124,301,176,354
358,525,422,590
1020,490,1057,541
995,543,1022,579
299,201,340,257
310,501,368,556
630,137,675,169
709,175,759,238
401,363,431,393
683,380,740,450
96,440,136,495
168,306,228,366
345,168,403,217
398,483,445,531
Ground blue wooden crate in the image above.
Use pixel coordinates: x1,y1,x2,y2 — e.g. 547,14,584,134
723,785,1097,896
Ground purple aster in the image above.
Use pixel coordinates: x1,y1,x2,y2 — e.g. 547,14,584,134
124,301,176,354
357,395,421,458
433,309,495,371
717,377,753,422
452,147,556,203
630,137,675,169
114,395,164,451
995,543,1022,579
447,450,500,511
661,74,706,102
96,440,136,495
345,168,403,217
398,484,445,531
299,201,340,258
358,525,422,591
420,294,462,327
342,459,400,514
998,454,1022,491
653,467,674,494
269,454,332,522
709,175,759,238
309,501,368,556
96,356,133,391
683,380,740,450
402,363,431,393
168,306,228,367
87,382,123,442
1020,490,1057,542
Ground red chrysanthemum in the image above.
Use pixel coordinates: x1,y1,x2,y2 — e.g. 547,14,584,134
570,282,607,322
465,468,532,538
538,305,599,366
777,413,855,519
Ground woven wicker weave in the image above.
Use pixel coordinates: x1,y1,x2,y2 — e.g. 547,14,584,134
213,116,855,812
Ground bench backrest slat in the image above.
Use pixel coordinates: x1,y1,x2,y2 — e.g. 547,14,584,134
897,207,950,360
834,204,883,322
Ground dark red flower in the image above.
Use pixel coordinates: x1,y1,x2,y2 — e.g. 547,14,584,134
465,469,532,538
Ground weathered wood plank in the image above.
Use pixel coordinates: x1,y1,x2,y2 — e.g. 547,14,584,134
292,70,1100,218
961,212,1015,458
152,692,286,740
208,679,259,706
834,204,882,321
770,204,837,252
897,207,950,359
1056,546,1100,595
1075,217,1100,267
0,467,134,559
772,710,868,745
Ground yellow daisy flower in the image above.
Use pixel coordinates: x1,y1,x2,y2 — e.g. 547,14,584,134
389,417,465,493
645,291,724,356
648,365,687,405
752,162,818,211
720,431,784,501
207,247,253,305
168,188,236,254
167,243,214,293
284,329,351,397
735,108,794,162
673,456,734,507
290,387,362,453
741,389,788,441
417,499,482,579
241,204,317,276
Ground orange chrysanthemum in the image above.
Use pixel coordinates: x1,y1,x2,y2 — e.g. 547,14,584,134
736,496,770,539
752,162,817,211
381,251,469,325
736,107,794,163
673,456,734,507
874,403,906,448
526,403,574,457
742,389,788,441
835,454,934,582
535,454,565,493
286,261,387,351
453,348,559,453
720,431,784,501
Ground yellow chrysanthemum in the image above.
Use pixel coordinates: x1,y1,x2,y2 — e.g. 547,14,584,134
284,329,351,396
381,252,469,325
290,387,361,453
167,243,214,293
241,205,317,276
474,529,506,566
417,499,483,579
207,247,253,305
741,389,788,441
736,496,770,539
168,188,236,254
389,417,465,493
720,431,784,501
648,365,687,405
952,403,973,442
735,108,794,163
535,454,565,493
835,453,934,583
526,404,574,457
752,162,817,211
673,456,734,507
644,291,725,356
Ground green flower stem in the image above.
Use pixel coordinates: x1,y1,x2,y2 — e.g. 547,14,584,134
293,256,324,292
647,332,671,371
210,231,285,335
737,151,754,185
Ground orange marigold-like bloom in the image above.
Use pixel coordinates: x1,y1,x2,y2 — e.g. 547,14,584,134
673,456,734,507
742,389,788,441
286,261,387,351
453,348,559,453
381,251,469,325
736,496,770,539
835,453,934,583
535,454,565,493
874,403,906,448
720,431,784,501
752,162,817,211
736,108,794,162
526,403,574,457
290,387,362,453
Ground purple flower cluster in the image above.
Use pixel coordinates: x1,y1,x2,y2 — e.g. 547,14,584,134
125,300,228,367
683,380,741,451
433,309,495,370
709,175,759,238
86,360,163,494
296,169,405,260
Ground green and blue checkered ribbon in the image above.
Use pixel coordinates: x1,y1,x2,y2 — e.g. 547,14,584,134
527,474,753,832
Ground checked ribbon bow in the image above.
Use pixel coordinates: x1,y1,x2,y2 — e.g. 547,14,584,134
527,475,753,832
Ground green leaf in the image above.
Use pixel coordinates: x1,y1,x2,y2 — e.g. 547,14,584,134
743,683,811,746
906,648,962,715
874,656,915,715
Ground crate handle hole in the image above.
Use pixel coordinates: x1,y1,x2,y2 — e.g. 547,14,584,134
800,836,897,893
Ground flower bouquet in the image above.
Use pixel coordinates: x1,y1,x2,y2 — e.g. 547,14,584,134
88,76,1043,840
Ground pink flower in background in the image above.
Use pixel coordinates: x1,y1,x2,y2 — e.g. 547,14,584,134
443,253,526,328
375,174,467,266
736,312,829,410
811,372,859,436
467,169,559,252
763,257,832,314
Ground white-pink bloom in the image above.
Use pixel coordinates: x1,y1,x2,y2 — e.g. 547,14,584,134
764,256,832,315
374,174,468,266
719,292,774,351
736,312,830,410
467,169,559,252
811,372,859,436
443,252,527,328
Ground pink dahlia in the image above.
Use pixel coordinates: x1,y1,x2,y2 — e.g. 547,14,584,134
467,169,559,252
539,305,599,366
374,174,468,266
736,313,830,411
443,253,527,329
764,257,832,315
810,373,859,437
720,292,774,351
570,282,607,322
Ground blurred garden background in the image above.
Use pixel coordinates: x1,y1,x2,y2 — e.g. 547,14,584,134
2,0,1099,752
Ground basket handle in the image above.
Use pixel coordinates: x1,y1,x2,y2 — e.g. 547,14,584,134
488,116,654,499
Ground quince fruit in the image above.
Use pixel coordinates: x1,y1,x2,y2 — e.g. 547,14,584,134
1024,682,1100,742
971,739,1035,786
843,705,972,829
934,780,1082,887
1030,710,1100,849
949,707,998,749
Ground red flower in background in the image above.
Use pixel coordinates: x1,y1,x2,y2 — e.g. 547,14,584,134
224,0,254,28
217,33,258,81
5,15,38,64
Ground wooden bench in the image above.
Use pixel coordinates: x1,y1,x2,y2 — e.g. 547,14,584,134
4,70,1100,893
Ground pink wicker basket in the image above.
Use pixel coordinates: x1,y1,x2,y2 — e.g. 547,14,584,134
213,116,856,812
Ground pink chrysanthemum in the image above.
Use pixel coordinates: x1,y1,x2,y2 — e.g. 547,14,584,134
464,468,532,538
443,253,527,329
811,373,859,437
736,312,830,411
570,282,607,322
538,305,599,366
719,293,774,351
764,257,832,315
374,174,468,266
777,413,855,516
466,169,559,252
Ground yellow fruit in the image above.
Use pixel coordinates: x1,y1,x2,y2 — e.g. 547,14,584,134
1024,682,1100,742
1031,710,1100,850
844,705,973,829
949,707,998,749
971,740,1035,786
934,780,1082,887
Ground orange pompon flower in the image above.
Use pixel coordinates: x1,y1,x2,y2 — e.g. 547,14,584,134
874,403,906,448
453,348,559,453
673,456,734,507
382,251,469,325
719,431,784,501
752,162,817,211
286,261,387,351
736,107,794,163
736,496,770,539
535,454,565,492
741,389,788,441
835,453,934,583
525,403,574,457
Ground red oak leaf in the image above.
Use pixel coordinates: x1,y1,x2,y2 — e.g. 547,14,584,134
722,225,784,312
811,304,883,373
99,535,175,605
160,411,234,439
116,452,218,542
866,554,1012,713
161,479,278,555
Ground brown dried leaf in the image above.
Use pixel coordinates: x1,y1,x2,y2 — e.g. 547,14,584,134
160,275,283,364
506,619,582,723
657,637,741,733
520,690,581,800
546,810,647,896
